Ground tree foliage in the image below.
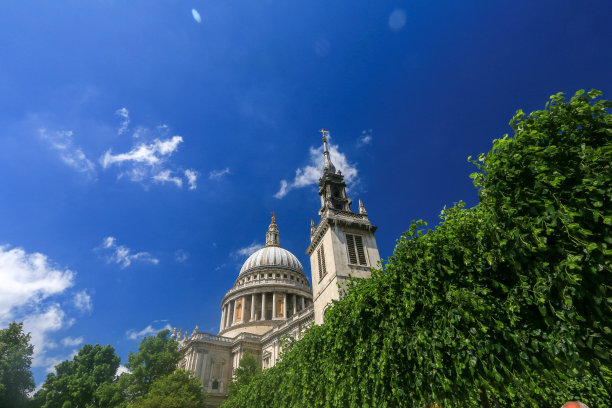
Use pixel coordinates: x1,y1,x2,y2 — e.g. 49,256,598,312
220,90,612,408
123,329,181,400
0,322,35,408
132,370,206,408
35,344,120,408
33,330,201,408
223,352,261,405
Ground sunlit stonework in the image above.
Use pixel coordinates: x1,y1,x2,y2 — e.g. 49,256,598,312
176,131,381,407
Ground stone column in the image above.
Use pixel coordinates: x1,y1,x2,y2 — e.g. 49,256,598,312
220,307,225,332
192,351,199,372
229,300,235,326
293,294,297,315
240,296,246,323
272,292,277,319
250,293,256,321
283,293,287,319
261,293,266,320
199,354,208,383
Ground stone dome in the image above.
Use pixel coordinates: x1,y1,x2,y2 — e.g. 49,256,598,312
239,246,304,276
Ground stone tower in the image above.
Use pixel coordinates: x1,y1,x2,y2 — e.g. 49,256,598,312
306,130,380,325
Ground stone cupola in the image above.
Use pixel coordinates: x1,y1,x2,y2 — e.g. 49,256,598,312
265,212,280,247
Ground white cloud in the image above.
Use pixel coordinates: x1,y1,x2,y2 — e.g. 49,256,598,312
358,129,373,146
100,129,197,190
99,236,159,269
116,365,130,378
115,107,130,135
153,170,183,188
233,242,263,258
274,138,358,198
126,323,171,341
174,249,188,263
41,349,79,374
100,136,183,168
209,167,230,180
22,304,72,369
39,129,95,174
0,245,74,322
61,336,84,347
0,245,86,373
73,290,92,313
185,169,198,190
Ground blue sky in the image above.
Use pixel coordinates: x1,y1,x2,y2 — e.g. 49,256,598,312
0,0,610,385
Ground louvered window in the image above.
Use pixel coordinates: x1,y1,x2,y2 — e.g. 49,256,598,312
346,234,367,265
317,245,327,280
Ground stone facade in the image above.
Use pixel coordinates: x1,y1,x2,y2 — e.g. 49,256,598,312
176,131,379,407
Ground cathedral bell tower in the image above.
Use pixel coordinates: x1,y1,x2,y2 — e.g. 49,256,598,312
306,130,381,325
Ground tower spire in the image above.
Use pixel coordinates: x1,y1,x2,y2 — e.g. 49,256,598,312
319,129,336,174
265,212,281,247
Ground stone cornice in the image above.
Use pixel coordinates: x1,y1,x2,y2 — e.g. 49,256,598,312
307,211,377,255
260,305,314,344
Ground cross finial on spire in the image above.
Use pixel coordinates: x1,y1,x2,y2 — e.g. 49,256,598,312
271,211,276,224
320,129,336,174
319,128,328,143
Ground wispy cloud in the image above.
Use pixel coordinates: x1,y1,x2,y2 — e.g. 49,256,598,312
358,129,373,147
233,242,263,258
126,323,171,340
40,349,79,374
99,237,159,269
100,125,197,189
274,137,358,198
73,290,92,313
185,169,198,190
39,129,95,174
209,167,230,180
101,136,183,168
39,109,196,190
153,170,183,188
61,336,84,347
174,249,188,263
115,107,130,136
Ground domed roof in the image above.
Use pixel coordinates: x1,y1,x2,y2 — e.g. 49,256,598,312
239,246,304,276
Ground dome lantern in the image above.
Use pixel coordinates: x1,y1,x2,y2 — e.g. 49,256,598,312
265,211,280,247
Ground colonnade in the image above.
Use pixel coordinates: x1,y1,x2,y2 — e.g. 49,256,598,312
220,292,310,332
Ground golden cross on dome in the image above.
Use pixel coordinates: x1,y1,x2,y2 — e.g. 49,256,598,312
319,128,328,142
271,211,276,224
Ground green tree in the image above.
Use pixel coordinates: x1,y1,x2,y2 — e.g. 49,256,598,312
220,90,612,408
0,322,35,408
91,373,131,408
224,352,260,404
124,329,180,399
132,370,206,408
35,344,120,408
